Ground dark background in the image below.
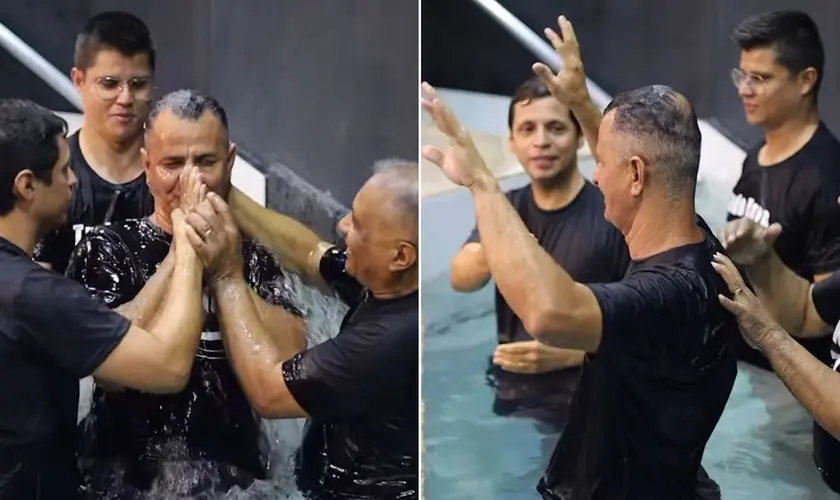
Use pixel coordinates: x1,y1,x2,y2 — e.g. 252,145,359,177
0,0,419,237
421,0,840,150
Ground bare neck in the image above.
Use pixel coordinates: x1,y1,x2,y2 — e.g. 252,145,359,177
79,126,145,184
762,107,819,160
530,168,585,211
624,197,703,261
149,210,173,235
368,269,418,300
0,212,42,256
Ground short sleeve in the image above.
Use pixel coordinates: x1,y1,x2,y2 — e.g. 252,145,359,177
806,185,840,275
281,321,413,419
246,242,304,317
14,267,130,378
65,227,138,308
586,268,706,358
318,246,365,307
812,271,840,327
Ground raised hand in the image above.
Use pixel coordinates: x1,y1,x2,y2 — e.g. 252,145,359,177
711,252,778,349
720,218,782,266
421,82,492,189
184,193,243,283
179,164,208,215
532,16,590,109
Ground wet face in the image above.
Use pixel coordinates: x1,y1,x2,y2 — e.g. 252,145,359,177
337,180,417,287
592,112,642,233
71,49,153,143
142,110,235,216
736,47,817,127
15,135,76,230
509,97,580,183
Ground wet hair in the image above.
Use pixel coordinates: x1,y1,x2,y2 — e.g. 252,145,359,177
732,10,824,99
603,85,701,201
371,158,418,241
145,89,229,140
507,76,581,134
74,11,156,72
0,99,68,215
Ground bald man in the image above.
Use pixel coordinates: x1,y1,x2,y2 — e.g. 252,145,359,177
194,160,419,500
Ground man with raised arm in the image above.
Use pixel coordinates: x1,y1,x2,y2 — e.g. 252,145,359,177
0,99,203,500
422,16,738,498
195,160,419,499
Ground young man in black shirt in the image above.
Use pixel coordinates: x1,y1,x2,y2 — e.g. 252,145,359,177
725,11,840,369
424,48,739,498
0,100,206,499
65,91,306,498
35,11,156,274
724,10,840,492
450,76,629,431
191,160,418,499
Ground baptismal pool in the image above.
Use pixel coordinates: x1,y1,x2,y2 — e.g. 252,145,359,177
421,166,836,499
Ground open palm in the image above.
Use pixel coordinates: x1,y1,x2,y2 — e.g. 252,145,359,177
421,82,490,189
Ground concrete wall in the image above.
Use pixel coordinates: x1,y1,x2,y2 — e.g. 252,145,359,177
0,0,419,240
422,0,840,149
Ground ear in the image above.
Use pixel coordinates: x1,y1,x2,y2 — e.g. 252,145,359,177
12,169,38,203
70,67,84,91
799,67,818,97
628,156,645,197
141,148,151,174
389,241,417,272
226,143,238,172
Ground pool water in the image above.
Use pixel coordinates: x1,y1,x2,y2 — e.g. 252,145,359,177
421,163,836,499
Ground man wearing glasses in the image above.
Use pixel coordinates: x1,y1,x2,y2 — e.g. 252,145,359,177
725,10,840,494
35,11,156,274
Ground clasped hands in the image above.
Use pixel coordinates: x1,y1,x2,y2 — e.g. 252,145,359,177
171,165,243,284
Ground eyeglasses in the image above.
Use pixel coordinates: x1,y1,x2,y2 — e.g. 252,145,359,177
730,68,767,91
93,76,154,101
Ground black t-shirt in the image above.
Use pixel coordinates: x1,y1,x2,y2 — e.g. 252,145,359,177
808,272,840,492
538,231,738,500
0,235,129,500
727,123,840,368
65,218,302,495
34,131,153,275
283,248,418,500
466,182,630,429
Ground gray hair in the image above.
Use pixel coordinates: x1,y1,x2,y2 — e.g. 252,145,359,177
603,84,701,200
146,89,229,139
369,158,418,240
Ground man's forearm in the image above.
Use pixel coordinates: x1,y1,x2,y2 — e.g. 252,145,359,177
746,252,811,335
470,173,580,334
760,326,840,439
569,96,602,161
214,276,298,407
228,187,324,278
145,246,203,377
247,288,307,352
115,251,175,329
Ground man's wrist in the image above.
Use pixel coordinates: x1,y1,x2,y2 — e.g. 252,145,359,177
755,324,789,353
469,169,499,195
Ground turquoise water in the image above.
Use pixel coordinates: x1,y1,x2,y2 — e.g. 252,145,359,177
421,163,836,499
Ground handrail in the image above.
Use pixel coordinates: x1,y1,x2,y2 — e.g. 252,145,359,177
0,22,83,110
469,0,612,109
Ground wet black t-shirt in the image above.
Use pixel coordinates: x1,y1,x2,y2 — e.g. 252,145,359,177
65,218,302,496
34,131,153,275
466,182,629,429
538,232,738,500
0,235,129,500
283,247,418,500
808,272,840,493
726,123,840,369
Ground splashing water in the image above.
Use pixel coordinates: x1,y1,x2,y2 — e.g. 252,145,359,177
78,271,348,499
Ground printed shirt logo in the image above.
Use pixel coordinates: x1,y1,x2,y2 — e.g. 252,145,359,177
831,321,840,371
73,222,112,246
200,291,226,360
727,193,771,228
